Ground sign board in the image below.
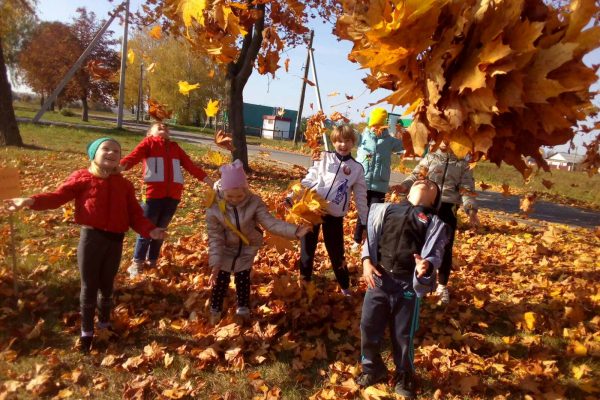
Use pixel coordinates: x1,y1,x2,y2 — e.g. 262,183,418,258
0,167,21,200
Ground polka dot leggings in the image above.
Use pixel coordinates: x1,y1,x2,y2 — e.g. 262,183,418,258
210,269,251,312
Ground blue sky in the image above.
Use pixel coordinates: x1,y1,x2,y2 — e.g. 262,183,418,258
27,0,600,153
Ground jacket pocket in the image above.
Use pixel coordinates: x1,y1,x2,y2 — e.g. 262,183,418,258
172,159,184,184
144,157,165,182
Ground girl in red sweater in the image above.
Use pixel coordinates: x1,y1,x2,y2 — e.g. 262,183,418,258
6,137,164,353
120,123,213,278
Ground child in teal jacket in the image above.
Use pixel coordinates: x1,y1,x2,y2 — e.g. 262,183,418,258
354,108,404,245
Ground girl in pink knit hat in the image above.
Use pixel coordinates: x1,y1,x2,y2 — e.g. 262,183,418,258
205,160,310,324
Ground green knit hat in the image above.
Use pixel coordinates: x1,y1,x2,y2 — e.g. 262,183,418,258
87,137,119,160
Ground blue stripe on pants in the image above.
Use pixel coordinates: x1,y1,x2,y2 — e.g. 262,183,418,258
360,270,420,375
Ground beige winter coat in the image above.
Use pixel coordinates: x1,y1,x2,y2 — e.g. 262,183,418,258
206,186,298,273
401,149,478,212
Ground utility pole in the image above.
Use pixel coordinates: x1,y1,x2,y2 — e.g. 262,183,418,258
116,0,130,129
136,62,144,122
33,1,126,123
308,40,327,151
293,30,313,144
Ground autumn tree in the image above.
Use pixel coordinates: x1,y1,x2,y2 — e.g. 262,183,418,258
335,0,600,176
18,22,81,111
69,8,120,122
138,0,340,170
0,0,36,147
125,30,226,125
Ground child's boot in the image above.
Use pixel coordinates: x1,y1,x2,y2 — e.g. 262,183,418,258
235,307,251,324
77,335,93,354
394,370,416,399
146,259,157,269
436,284,450,304
127,260,144,278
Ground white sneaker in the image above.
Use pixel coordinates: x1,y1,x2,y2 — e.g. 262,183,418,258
127,261,144,278
351,242,361,253
436,284,450,304
235,307,251,323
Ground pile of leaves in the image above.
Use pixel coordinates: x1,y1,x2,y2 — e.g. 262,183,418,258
335,0,600,177
1,144,599,399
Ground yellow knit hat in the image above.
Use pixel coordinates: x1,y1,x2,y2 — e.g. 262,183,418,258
368,108,388,127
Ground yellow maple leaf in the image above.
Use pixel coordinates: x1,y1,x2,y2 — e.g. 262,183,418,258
127,49,135,65
523,311,536,331
204,99,220,117
179,0,206,31
178,81,200,96
567,340,588,356
572,364,591,380
149,25,162,40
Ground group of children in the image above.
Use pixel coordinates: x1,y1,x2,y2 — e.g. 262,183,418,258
5,108,478,398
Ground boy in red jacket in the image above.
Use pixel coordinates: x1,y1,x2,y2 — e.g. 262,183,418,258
120,123,214,277
6,137,164,353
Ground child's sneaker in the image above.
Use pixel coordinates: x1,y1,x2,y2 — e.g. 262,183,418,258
235,307,251,324
77,336,93,354
146,260,157,269
356,370,387,387
394,370,416,398
436,284,450,305
127,260,144,278
209,309,221,326
341,288,352,297
351,242,362,253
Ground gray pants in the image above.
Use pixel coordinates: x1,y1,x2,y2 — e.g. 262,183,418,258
77,227,124,333
360,270,421,375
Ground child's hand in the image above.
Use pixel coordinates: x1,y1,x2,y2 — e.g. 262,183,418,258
4,198,34,212
295,225,311,238
362,258,381,289
117,164,127,173
208,266,220,287
149,228,166,240
414,254,430,278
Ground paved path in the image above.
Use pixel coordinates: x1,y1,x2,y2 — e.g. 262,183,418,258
21,117,600,229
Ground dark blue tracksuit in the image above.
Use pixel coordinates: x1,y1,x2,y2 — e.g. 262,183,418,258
360,201,448,375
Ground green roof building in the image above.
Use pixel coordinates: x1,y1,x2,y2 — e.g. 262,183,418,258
243,102,298,139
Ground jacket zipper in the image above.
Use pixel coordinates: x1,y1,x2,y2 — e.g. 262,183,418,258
371,136,378,190
324,156,342,200
231,206,243,270
105,177,111,231
165,142,171,197
391,206,411,271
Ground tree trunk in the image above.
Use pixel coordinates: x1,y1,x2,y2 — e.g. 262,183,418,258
230,80,248,168
0,37,23,147
227,4,265,171
81,96,89,121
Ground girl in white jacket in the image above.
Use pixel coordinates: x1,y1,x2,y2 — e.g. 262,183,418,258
298,125,369,295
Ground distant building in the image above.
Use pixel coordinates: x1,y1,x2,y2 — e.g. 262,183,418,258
243,103,298,140
545,152,584,171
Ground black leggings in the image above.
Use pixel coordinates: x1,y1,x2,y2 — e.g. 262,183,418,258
78,227,124,333
353,190,386,243
210,269,251,312
436,202,458,285
300,215,349,289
